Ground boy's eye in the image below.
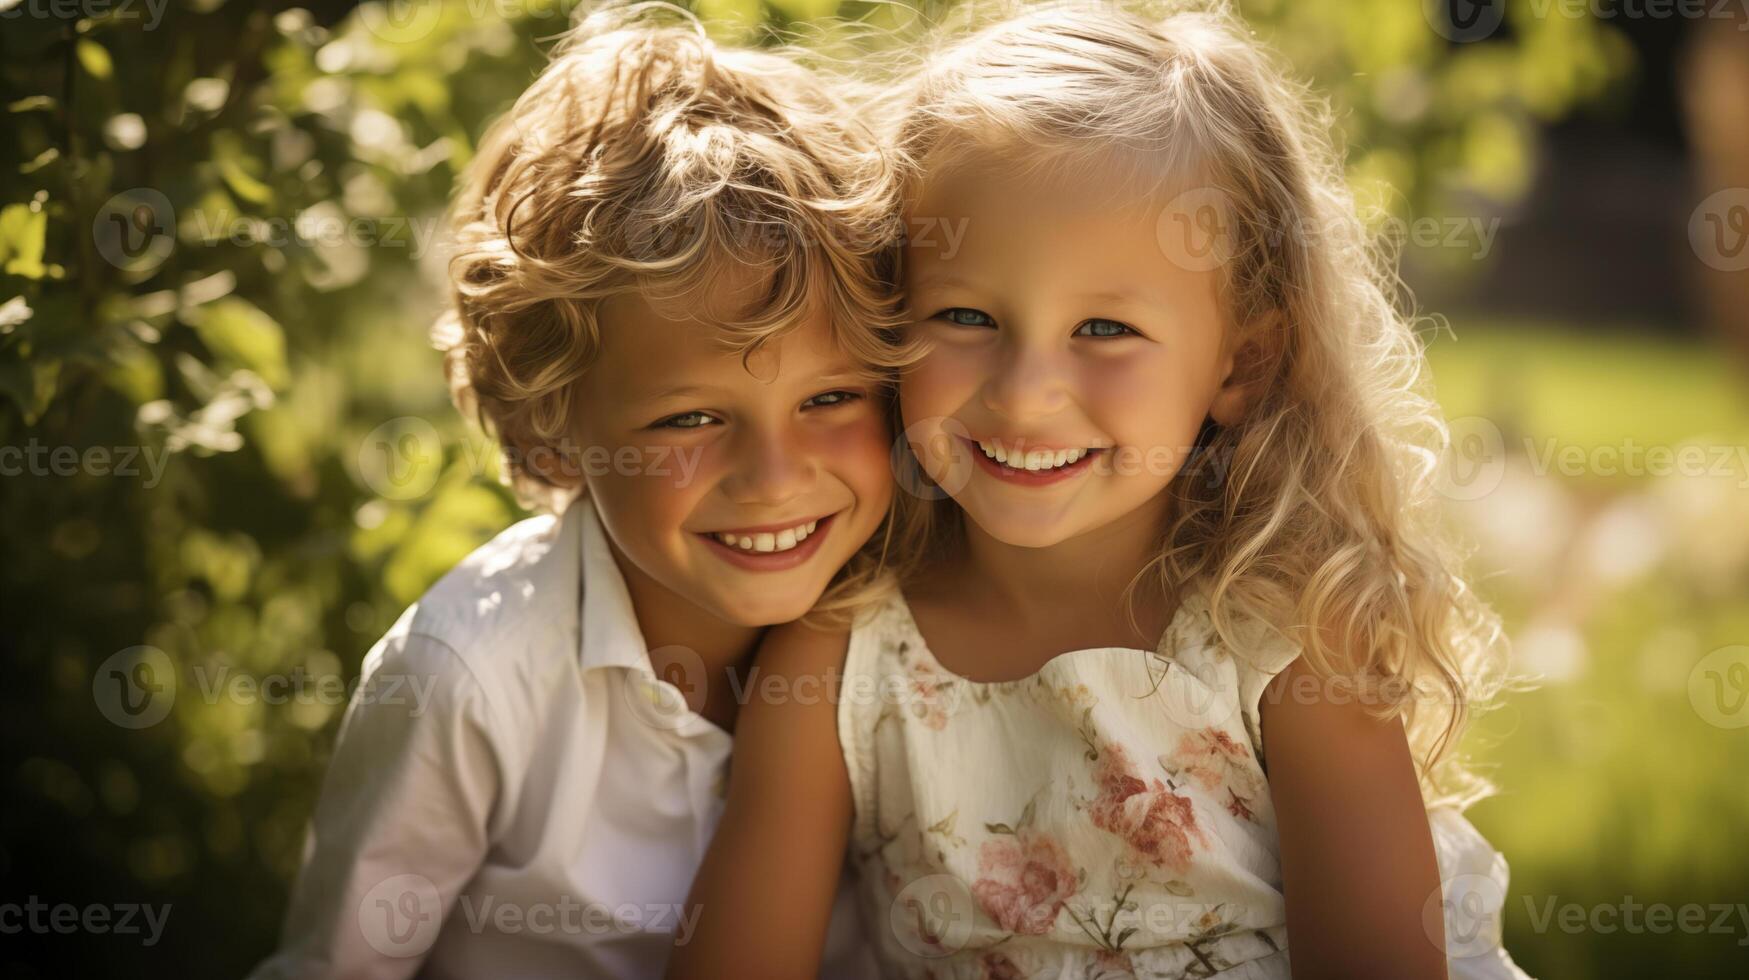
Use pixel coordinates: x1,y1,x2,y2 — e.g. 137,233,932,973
1074,318,1135,338
654,411,720,430
804,389,864,409
934,307,995,328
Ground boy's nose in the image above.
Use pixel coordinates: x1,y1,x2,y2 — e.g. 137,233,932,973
721,427,816,507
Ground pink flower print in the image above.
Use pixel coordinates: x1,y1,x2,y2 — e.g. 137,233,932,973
1166,728,1249,791
1089,742,1208,874
1226,789,1256,823
971,828,1080,936
909,664,952,730
1164,728,1267,823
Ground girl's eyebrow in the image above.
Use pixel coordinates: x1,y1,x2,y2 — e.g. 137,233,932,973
1075,287,1150,307
907,272,982,293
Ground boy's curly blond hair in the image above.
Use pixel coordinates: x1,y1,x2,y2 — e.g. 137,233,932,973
435,1,911,510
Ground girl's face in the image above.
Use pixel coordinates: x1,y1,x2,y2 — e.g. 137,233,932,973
901,163,1247,549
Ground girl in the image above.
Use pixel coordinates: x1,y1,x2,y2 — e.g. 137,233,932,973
672,2,1529,978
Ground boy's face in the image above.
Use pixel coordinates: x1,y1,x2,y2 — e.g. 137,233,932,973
570,278,893,628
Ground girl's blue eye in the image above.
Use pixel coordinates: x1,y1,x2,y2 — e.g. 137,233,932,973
1075,318,1134,338
656,411,719,430
805,390,863,409
936,307,995,327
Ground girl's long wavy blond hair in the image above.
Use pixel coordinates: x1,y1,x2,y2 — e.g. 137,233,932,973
872,0,1512,809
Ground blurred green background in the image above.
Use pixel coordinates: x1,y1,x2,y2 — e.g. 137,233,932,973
2,1,1746,977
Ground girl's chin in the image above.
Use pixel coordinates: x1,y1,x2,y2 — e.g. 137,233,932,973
962,512,1081,550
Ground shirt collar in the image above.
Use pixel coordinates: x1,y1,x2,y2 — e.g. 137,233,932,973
575,497,656,676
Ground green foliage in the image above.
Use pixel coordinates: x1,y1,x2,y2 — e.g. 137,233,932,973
0,1,1651,976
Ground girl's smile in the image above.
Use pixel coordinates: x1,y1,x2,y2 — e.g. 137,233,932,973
961,435,1107,485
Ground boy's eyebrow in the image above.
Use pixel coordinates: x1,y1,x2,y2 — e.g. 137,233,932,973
638,367,874,403
641,383,717,402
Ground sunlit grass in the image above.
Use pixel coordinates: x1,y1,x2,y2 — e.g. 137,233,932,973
1429,321,1749,979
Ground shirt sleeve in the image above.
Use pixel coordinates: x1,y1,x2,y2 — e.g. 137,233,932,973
249,628,503,980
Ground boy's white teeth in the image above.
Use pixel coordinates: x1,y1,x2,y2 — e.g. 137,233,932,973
714,520,818,553
975,439,1089,471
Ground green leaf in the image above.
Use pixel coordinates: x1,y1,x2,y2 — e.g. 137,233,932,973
76,39,114,82
0,204,48,280
211,132,273,207
184,297,289,389
0,355,60,423
983,822,1014,835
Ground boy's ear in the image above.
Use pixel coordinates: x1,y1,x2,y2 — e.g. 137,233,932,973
505,427,584,491
1208,310,1280,426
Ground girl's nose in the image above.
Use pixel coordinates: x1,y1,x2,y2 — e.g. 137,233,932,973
982,341,1071,422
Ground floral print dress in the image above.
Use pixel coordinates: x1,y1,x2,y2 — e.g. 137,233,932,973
837,584,1534,980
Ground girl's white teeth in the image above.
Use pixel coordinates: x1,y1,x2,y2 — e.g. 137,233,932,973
976,440,1088,471
715,519,819,553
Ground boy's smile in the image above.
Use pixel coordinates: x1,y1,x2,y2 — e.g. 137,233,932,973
570,273,893,628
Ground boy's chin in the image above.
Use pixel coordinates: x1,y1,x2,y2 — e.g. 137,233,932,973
676,576,825,628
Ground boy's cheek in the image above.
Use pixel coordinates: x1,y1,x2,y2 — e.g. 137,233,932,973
822,411,896,502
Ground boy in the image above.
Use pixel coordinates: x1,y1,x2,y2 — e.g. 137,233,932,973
250,5,908,977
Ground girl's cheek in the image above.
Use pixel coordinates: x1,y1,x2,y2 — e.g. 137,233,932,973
1080,353,1207,423
902,345,987,418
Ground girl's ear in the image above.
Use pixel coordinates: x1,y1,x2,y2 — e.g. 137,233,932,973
1208,310,1281,426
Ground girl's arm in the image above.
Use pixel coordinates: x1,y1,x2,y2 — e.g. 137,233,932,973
1260,656,1450,980
667,621,855,980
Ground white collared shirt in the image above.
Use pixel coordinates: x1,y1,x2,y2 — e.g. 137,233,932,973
250,499,879,980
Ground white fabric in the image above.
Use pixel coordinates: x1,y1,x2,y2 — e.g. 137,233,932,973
251,498,877,980
838,584,1532,979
